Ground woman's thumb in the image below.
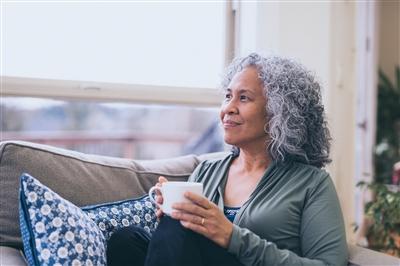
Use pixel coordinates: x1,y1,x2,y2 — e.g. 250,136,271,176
158,176,168,183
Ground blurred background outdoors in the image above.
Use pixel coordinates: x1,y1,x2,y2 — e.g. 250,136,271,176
1,0,399,254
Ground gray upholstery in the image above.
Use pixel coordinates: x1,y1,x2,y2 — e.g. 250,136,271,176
0,140,399,266
0,246,26,266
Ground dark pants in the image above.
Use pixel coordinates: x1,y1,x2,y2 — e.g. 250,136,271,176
107,216,243,266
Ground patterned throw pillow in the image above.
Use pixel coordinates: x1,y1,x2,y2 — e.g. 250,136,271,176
82,195,158,241
19,173,106,266
19,173,160,266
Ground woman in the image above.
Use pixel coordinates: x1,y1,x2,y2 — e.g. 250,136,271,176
107,53,348,265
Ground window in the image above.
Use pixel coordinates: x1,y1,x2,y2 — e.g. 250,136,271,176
1,3,229,158
2,2,226,88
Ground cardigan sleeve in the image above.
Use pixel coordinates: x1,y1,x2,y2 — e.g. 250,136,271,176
227,175,348,266
187,160,207,183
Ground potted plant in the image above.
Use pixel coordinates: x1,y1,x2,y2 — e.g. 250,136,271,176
356,66,400,257
374,66,400,184
357,180,400,257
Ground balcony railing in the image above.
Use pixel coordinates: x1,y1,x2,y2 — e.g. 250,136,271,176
1,131,192,159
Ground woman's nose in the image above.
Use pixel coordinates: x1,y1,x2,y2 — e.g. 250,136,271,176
222,99,239,115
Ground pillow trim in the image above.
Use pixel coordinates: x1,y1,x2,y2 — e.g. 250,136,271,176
81,194,150,211
19,173,40,266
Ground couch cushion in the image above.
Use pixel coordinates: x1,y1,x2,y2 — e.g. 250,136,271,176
0,141,213,249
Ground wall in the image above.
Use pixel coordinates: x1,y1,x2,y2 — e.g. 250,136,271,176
327,2,358,244
237,1,359,242
378,1,400,83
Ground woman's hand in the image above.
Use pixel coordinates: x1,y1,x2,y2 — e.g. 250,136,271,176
170,192,233,249
155,176,168,220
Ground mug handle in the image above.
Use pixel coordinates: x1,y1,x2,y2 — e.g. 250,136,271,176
148,186,163,209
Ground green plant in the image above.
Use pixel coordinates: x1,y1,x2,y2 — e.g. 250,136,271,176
358,67,400,257
357,181,400,257
375,66,400,184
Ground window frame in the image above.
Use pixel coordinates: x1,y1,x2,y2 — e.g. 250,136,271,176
2,76,222,107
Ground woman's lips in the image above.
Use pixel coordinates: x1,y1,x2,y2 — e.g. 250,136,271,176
223,120,241,128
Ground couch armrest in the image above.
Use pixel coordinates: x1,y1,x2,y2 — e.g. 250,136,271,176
348,244,400,265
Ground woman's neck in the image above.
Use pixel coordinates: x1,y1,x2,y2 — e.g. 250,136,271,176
234,148,271,173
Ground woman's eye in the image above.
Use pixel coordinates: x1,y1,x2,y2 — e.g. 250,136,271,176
224,94,232,100
240,95,248,101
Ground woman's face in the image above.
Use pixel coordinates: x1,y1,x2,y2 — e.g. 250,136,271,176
220,67,268,149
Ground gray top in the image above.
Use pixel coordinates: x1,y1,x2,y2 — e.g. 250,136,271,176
188,153,348,266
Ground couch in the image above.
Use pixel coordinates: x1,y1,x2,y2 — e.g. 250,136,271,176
0,141,399,266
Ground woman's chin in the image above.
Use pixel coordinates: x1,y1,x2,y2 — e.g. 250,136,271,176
223,137,237,146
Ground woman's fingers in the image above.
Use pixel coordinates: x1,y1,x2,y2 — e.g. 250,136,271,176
153,176,168,220
171,210,204,225
171,192,216,218
180,220,208,235
172,207,233,249
156,195,163,204
158,176,168,183
184,192,212,210
170,193,233,248
156,209,164,219
172,202,208,217
155,176,168,195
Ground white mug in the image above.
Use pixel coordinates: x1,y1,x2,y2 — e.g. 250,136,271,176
148,182,203,215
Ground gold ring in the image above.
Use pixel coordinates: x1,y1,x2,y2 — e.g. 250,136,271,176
201,218,205,226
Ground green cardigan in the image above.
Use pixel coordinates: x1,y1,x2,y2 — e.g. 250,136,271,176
188,153,348,266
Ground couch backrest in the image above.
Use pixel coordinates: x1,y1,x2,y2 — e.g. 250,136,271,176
0,140,226,249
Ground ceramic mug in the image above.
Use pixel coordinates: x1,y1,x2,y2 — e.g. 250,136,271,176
148,182,203,215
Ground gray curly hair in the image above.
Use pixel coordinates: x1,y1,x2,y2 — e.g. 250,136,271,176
222,53,331,168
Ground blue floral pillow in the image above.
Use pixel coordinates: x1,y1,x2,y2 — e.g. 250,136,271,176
82,195,158,241
19,173,107,266
19,173,159,266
